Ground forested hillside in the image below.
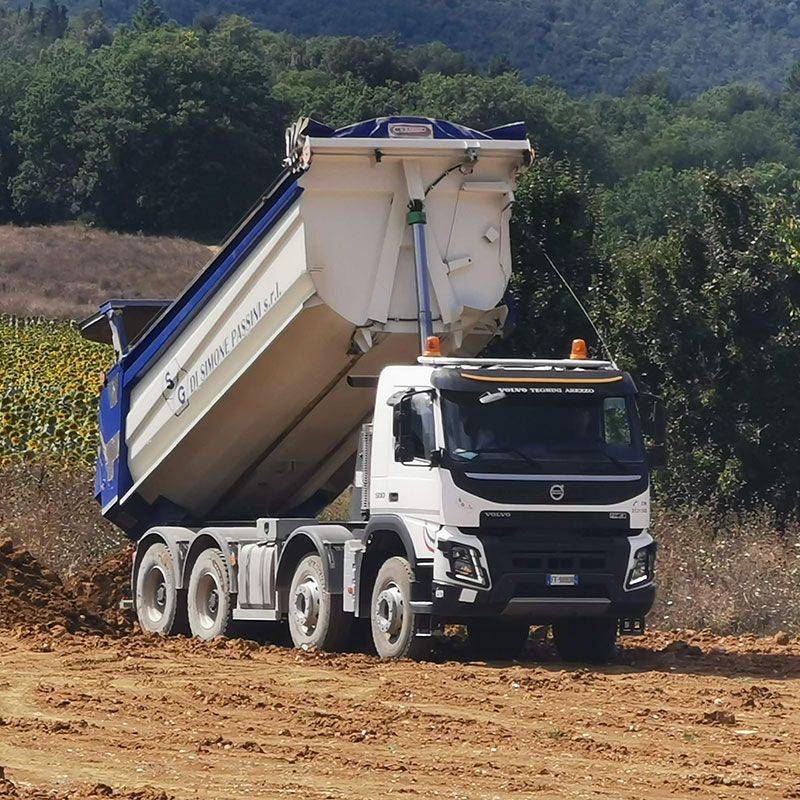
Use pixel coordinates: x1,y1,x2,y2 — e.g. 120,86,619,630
2,2,800,516
55,0,800,94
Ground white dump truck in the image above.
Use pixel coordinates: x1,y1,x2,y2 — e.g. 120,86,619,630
81,117,664,662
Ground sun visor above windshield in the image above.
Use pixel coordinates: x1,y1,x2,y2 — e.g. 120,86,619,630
431,368,637,395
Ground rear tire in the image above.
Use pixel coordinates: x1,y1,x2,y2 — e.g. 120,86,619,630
135,542,186,635
187,548,234,640
370,557,431,660
287,554,351,651
552,618,618,664
467,618,530,661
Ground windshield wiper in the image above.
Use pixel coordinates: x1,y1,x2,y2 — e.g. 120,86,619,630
557,447,628,471
454,447,543,470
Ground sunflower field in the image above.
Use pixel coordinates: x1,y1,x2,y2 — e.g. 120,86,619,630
0,316,112,467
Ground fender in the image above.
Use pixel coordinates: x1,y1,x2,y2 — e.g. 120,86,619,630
183,526,268,595
351,516,432,617
277,524,356,596
133,527,195,595
362,515,419,566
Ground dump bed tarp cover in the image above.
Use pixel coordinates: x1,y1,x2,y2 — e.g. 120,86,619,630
316,118,527,140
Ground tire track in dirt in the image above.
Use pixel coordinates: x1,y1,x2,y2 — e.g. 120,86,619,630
1,628,799,800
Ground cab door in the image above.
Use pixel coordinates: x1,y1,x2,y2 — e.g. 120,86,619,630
371,390,442,522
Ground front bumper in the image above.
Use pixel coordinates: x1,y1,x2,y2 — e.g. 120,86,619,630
432,531,656,623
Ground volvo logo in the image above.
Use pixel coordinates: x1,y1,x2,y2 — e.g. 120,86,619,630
549,484,565,501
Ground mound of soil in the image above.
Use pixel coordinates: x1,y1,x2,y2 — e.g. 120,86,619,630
68,548,133,633
0,538,131,635
0,768,172,799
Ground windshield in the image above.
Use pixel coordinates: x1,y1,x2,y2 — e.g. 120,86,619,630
441,390,644,473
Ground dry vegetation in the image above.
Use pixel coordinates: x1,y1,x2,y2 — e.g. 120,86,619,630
651,507,800,635
1,461,798,635
0,224,211,319
0,458,125,576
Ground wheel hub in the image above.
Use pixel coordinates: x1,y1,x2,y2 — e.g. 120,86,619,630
293,578,321,631
207,588,219,618
154,580,167,610
143,566,168,624
195,572,222,630
375,585,404,636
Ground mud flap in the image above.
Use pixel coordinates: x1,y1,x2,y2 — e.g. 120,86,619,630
410,602,433,636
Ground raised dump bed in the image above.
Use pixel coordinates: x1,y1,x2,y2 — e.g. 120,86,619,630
82,117,532,536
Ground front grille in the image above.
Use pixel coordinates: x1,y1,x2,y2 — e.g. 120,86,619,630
510,550,608,572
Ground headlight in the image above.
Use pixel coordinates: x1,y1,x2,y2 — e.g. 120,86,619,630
451,545,476,577
627,545,655,588
447,543,488,586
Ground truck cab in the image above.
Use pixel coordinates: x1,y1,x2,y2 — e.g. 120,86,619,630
355,348,662,661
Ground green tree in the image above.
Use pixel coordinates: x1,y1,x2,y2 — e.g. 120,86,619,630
406,41,474,76
57,0,800,96
0,57,29,222
131,0,166,32
39,0,68,40
596,173,800,512
496,158,603,360
10,41,94,222
306,35,420,86
10,27,287,237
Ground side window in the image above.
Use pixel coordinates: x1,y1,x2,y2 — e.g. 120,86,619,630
394,392,436,462
603,397,632,445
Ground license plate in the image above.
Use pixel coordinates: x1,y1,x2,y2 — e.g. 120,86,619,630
547,573,579,586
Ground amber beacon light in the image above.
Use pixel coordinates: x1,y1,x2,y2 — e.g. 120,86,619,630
569,338,588,360
424,336,442,357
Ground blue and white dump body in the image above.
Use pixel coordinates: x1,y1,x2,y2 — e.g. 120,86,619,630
86,118,532,536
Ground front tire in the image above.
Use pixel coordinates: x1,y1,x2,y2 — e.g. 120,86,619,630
370,557,431,660
552,618,618,664
135,542,185,635
287,554,351,651
467,618,530,661
187,548,233,640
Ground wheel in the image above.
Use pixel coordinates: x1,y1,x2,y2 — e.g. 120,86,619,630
287,554,351,651
135,542,186,635
467,618,530,661
370,556,431,660
552,618,618,664
187,548,233,640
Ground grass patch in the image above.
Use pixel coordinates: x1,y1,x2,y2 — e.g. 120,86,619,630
651,506,800,635
0,224,209,320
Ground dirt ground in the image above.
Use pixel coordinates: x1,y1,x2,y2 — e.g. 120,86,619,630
1,627,800,800
2,539,800,799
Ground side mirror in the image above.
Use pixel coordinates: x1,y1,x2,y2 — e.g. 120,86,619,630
387,390,408,407
391,389,436,465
